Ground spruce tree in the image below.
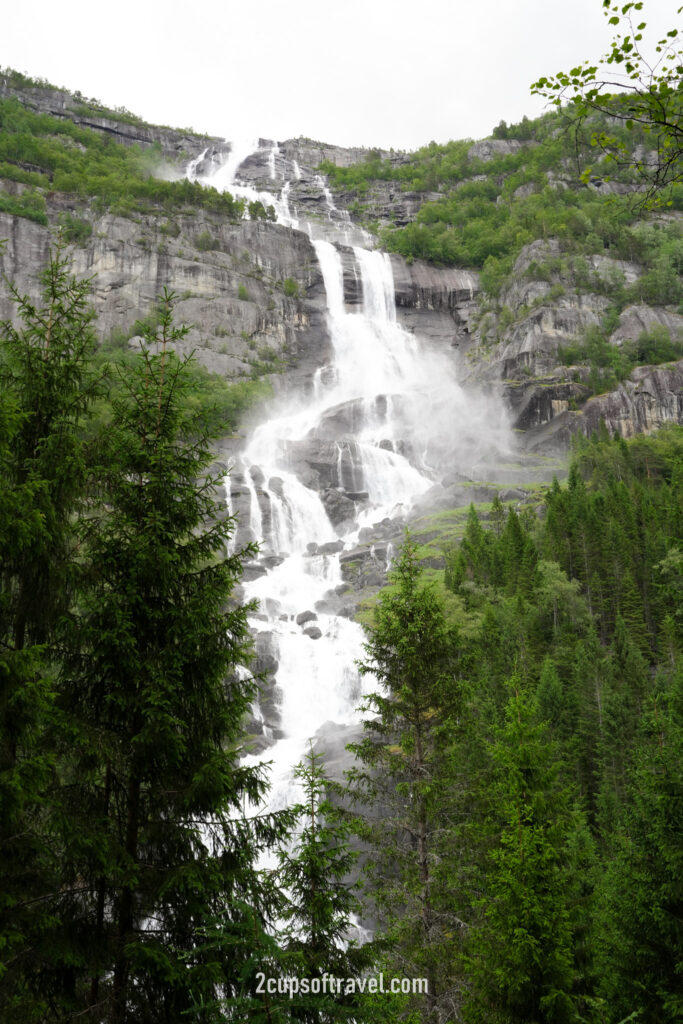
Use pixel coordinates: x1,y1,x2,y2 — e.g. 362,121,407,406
595,671,683,1023
0,251,98,1020
50,291,290,1022
465,682,593,1024
277,747,379,1022
348,535,462,1023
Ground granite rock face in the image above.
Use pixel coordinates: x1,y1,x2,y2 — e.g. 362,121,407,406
522,361,683,451
461,236,683,449
0,202,331,386
610,304,683,346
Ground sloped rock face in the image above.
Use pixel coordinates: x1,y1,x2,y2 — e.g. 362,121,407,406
2,72,682,460
579,362,683,438
610,304,683,345
0,201,331,385
467,138,529,161
460,235,683,449
0,76,215,163
522,361,683,451
504,378,592,430
391,258,479,309
498,297,611,377
391,257,481,350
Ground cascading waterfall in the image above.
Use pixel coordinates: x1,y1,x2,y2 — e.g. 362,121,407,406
187,143,509,841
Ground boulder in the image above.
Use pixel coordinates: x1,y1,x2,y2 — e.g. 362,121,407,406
320,488,357,529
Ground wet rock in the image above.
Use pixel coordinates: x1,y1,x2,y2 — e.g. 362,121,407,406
391,256,480,311
318,540,345,554
320,488,356,529
282,439,354,490
312,396,390,439
253,633,279,677
0,206,331,382
441,471,472,487
260,555,285,569
504,378,592,430
524,360,683,452
339,543,391,589
304,626,323,640
499,488,530,502
242,562,268,581
296,610,318,626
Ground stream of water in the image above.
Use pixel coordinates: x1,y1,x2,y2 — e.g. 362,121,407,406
187,141,508,826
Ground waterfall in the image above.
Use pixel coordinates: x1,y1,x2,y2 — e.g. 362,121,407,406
186,145,509,824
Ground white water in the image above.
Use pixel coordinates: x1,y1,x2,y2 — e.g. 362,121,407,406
188,145,510,832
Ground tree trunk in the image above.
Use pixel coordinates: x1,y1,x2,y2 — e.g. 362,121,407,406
111,772,140,1024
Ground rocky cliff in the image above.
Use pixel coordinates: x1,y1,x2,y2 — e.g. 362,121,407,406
1,77,681,457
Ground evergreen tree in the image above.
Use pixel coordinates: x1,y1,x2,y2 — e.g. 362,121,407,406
596,671,683,1024
0,251,98,1019
277,747,379,1022
465,682,593,1024
348,535,463,1023
0,248,98,646
47,291,290,1022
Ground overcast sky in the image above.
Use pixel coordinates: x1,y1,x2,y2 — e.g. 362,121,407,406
2,0,678,151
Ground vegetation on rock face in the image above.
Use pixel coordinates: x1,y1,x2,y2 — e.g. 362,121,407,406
322,108,682,274
0,96,260,222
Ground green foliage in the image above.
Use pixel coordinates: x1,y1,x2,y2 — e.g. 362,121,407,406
350,536,464,1023
595,672,683,1023
437,427,683,1022
58,212,92,245
560,322,683,395
531,1,683,204
237,283,249,301
0,97,245,221
194,229,220,251
0,259,284,1021
321,98,681,276
273,747,380,1021
247,198,276,221
50,290,288,1020
0,186,47,225
0,66,56,91
282,276,301,298
0,251,99,1018
466,684,590,1024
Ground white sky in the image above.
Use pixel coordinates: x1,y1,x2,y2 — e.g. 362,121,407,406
1,0,678,151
